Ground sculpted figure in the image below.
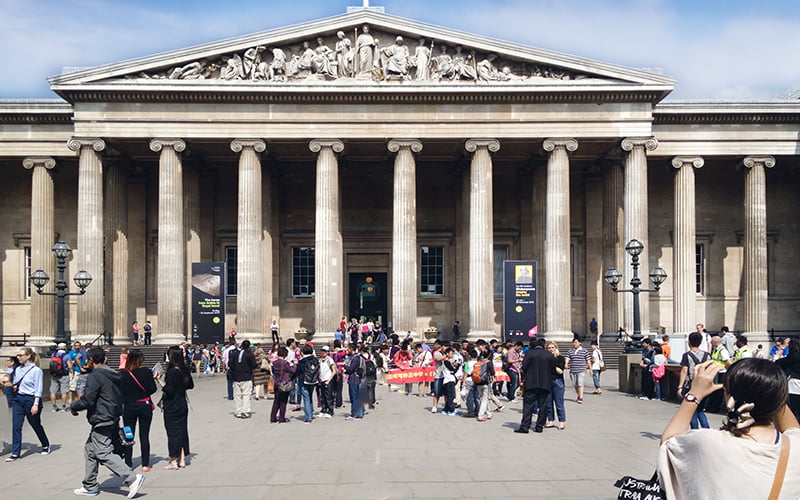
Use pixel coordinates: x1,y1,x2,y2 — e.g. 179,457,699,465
381,36,409,78
220,54,244,80
477,54,509,81
312,37,337,78
355,25,376,75
169,61,207,80
268,48,287,82
432,46,454,80
243,45,268,80
451,46,477,81
413,38,432,80
335,31,354,77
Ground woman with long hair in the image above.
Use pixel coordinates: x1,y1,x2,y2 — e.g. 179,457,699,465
5,347,50,461
270,347,296,423
544,341,567,430
155,346,194,469
253,346,270,400
658,358,800,499
120,349,157,472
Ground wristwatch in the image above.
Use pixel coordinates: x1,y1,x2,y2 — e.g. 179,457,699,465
684,394,700,405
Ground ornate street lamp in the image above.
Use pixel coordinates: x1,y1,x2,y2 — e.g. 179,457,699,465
604,239,667,352
29,241,92,344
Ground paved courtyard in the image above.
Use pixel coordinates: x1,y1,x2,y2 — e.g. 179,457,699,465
0,369,686,499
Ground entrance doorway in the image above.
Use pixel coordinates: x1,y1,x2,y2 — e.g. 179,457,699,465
348,272,388,324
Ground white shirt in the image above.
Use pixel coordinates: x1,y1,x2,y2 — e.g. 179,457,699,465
318,355,335,383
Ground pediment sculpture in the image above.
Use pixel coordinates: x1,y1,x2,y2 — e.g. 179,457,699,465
131,24,589,84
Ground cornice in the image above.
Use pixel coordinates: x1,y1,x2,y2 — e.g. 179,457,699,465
654,101,800,124
0,100,73,124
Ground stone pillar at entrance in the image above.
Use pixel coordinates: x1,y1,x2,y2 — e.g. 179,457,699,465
743,155,774,341
543,138,578,342
105,160,129,345
150,138,187,344
232,139,267,344
310,139,345,341
388,139,422,335
601,160,624,339
465,139,500,338
672,156,703,335
621,137,658,336
24,157,56,346
68,138,106,343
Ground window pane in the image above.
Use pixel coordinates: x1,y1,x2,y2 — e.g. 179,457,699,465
225,247,237,296
695,244,704,295
420,246,444,296
24,246,31,300
292,247,315,296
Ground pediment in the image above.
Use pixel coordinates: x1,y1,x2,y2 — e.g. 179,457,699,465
49,11,675,101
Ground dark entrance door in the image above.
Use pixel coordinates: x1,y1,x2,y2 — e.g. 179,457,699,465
348,272,388,324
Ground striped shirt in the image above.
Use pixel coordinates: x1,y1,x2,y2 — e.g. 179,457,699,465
567,347,591,373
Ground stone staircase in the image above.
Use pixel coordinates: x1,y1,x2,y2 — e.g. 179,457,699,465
106,344,167,369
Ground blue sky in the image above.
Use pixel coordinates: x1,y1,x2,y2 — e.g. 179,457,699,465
1,0,799,100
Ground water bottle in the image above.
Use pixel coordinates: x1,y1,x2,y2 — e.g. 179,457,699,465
123,426,134,440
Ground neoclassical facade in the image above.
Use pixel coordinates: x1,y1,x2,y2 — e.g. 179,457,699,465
1,10,798,346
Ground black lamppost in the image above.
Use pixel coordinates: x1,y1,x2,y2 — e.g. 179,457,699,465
604,239,667,353
29,241,92,344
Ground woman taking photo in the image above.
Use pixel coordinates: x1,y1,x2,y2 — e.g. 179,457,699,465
658,358,800,499
544,341,567,430
270,347,295,423
155,346,194,470
5,347,50,461
120,349,157,472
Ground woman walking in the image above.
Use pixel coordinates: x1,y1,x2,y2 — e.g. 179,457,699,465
155,346,194,469
544,341,567,430
253,346,270,400
5,347,50,461
270,347,295,423
120,349,157,472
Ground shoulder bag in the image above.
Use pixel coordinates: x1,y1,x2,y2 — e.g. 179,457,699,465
129,370,156,410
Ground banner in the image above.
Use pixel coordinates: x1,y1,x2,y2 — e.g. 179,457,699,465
191,262,226,345
503,260,538,343
387,366,435,384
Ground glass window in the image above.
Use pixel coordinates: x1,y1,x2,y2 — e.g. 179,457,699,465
493,245,508,296
695,243,704,295
420,246,444,296
292,247,315,297
24,246,31,299
225,246,237,296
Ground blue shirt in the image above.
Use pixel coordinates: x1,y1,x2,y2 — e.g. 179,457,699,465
12,363,43,397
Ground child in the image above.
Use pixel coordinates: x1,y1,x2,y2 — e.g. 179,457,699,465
651,346,667,401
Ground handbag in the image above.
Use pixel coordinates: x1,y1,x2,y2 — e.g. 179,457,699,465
129,371,156,410
614,471,666,500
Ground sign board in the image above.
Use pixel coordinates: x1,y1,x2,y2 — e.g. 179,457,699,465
191,262,226,345
503,260,538,342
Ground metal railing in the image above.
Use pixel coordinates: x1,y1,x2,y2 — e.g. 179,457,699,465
0,333,29,347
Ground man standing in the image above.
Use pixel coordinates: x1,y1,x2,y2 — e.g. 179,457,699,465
695,323,712,353
638,338,656,400
505,342,523,403
70,347,144,498
720,326,736,357
732,334,753,363
229,340,256,418
515,338,556,434
270,320,280,346
48,343,70,412
296,345,319,423
452,321,461,341
430,341,446,413
221,341,235,400
317,346,336,418
567,338,592,403
343,344,364,420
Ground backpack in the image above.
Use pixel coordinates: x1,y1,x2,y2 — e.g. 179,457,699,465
472,360,492,385
303,356,320,385
680,350,710,396
49,354,68,377
363,358,377,379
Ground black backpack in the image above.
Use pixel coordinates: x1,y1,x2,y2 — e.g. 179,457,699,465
303,356,320,385
363,358,377,379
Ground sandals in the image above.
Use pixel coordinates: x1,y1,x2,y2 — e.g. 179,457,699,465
163,462,179,470
558,424,566,430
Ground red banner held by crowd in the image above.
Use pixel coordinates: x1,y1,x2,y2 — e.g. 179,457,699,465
387,366,435,384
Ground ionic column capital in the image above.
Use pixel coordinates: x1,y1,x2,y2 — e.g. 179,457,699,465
67,137,106,153
543,138,578,153
465,139,500,153
230,139,267,153
309,139,344,153
621,137,658,152
387,139,423,153
743,155,776,169
149,138,186,153
671,156,704,169
22,157,56,170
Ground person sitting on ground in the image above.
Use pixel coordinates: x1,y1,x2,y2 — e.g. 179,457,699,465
658,358,800,499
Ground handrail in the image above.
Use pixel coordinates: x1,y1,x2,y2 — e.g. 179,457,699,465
0,333,29,347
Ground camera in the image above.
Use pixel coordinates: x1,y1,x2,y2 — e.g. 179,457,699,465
713,370,727,385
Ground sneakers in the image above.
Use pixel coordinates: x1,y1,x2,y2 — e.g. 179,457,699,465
430,407,437,413
495,404,505,412
345,415,353,421
127,473,145,498
477,417,488,422
52,406,61,413
441,411,454,416
577,397,583,404
5,455,19,462
41,446,50,455
73,487,99,496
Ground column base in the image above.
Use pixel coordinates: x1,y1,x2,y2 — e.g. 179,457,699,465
153,333,188,345
235,332,268,345
25,338,56,350
743,331,770,344
465,330,499,342
543,330,575,343
309,331,336,346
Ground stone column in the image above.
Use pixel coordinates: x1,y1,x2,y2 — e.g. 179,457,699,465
543,138,578,341
23,157,56,346
68,138,106,342
310,139,345,340
601,160,624,339
621,137,658,335
184,163,200,341
232,139,267,344
262,164,275,332
672,156,704,335
531,163,547,333
388,139,422,335
104,161,129,344
150,138,187,344
465,139,500,338
743,155,774,341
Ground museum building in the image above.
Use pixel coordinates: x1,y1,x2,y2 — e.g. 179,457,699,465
1,8,798,347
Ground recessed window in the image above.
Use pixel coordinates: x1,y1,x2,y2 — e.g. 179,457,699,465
420,246,444,296
225,246,237,296
24,246,31,299
292,247,315,297
695,243,705,295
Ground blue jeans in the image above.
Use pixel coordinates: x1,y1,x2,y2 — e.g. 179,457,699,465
226,370,233,400
690,396,709,429
545,379,567,423
466,385,479,414
506,370,520,401
592,369,601,389
443,381,456,413
11,394,49,456
348,383,364,418
301,384,314,421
